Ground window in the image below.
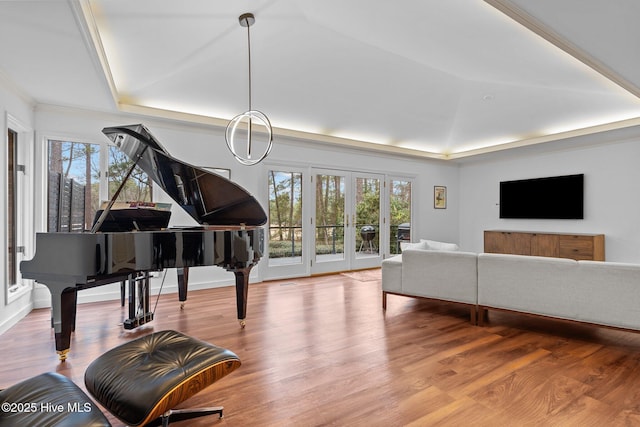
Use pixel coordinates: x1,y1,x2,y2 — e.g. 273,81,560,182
7,129,17,286
47,139,152,232
47,140,98,231
6,116,33,302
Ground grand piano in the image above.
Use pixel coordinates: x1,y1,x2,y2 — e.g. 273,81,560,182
20,124,266,361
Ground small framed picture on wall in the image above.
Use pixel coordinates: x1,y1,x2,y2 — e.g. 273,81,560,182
434,186,447,209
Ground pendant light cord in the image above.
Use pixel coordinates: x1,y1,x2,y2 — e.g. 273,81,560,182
244,16,253,158
246,16,252,111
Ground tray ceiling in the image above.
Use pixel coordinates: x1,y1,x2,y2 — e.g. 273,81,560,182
1,0,639,159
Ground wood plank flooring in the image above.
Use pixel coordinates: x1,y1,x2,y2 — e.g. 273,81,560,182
3,269,640,426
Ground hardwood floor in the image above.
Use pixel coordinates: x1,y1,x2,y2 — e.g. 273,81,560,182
3,269,640,426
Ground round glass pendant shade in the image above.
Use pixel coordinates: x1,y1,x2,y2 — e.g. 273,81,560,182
225,109,273,166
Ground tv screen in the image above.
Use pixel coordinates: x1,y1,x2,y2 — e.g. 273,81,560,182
499,174,584,219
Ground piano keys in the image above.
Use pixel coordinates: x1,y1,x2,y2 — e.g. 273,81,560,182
20,124,266,360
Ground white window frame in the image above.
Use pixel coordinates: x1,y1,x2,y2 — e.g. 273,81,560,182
6,114,34,304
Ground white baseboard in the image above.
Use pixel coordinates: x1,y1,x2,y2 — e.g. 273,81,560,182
32,278,238,307
0,301,34,336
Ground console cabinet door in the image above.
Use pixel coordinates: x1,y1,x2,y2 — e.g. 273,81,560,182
484,231,530,255
531,234,559,257
559,235,594,260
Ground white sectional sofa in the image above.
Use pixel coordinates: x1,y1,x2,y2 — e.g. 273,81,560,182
382,244,640,333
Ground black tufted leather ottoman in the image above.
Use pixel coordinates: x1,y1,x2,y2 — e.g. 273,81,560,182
0,372,111,427
84,330,241,427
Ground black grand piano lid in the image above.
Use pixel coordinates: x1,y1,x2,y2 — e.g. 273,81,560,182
102,124,267,227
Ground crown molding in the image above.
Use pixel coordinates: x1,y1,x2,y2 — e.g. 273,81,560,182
117,102,450,161
448,116,640,159
484,0,640,99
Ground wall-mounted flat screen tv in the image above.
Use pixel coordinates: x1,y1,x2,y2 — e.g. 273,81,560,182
499,174,584,219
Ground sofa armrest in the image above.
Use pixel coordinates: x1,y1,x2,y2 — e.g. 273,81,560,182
381,254,403,293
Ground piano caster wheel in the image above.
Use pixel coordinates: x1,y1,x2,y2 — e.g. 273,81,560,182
180,302,185,310
57,349,70,362
239,319,246,328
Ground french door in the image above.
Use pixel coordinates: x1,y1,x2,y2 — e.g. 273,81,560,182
265,166,407,279
311,169,384,274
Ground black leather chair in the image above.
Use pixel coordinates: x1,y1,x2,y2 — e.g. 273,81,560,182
0,372,111,427
0,331,240,427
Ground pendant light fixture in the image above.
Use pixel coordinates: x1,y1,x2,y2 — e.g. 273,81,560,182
225,12,273,166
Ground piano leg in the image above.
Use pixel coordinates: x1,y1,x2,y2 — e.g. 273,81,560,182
177,267,189,309
51,287,77,362
71,289,78,332
233,267,252,328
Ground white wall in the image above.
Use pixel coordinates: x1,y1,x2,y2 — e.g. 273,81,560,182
459,127,640,262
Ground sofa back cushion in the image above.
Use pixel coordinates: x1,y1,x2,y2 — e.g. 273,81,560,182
575,261,640,330
402,249,477,304
477,253,579,319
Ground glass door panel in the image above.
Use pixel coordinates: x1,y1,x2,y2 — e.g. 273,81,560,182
313,171,347,273
354,176,380,258
268,170,303,266
352,174,384,269
389,178,412,255
265,167,308,279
